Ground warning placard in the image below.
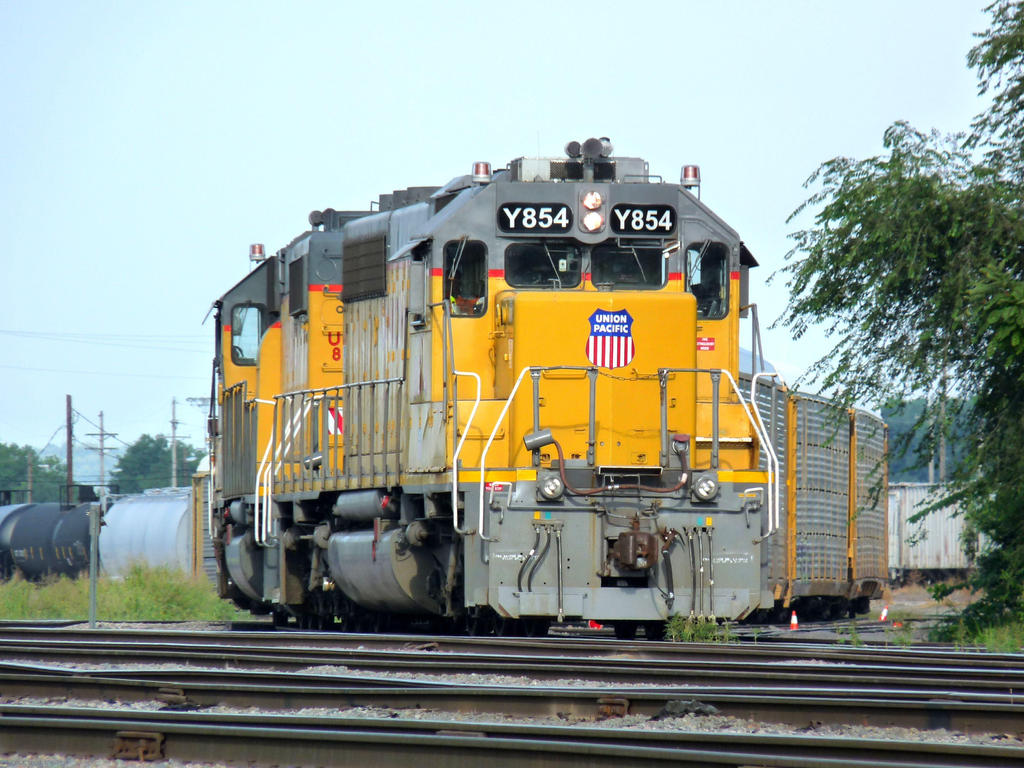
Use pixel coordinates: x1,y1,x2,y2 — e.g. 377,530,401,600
697,337,716,351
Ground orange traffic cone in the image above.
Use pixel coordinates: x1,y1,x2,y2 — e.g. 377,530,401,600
789,611,799,630
879,605,889,622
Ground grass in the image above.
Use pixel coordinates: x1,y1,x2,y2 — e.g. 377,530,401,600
0,564,239,622
836,621,864,646
974,623,1024,653
664,614,736,643
932,614,1024,652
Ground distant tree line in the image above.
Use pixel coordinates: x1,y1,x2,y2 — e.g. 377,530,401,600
0,435,204,501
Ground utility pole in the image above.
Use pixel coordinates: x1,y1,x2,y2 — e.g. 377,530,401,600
26,454,32,502
86,410,118,497
171,398,180,487
86,412,117,629
65,394,73,505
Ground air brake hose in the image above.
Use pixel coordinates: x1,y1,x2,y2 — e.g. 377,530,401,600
706,527,715,619
696,527,705,617
527,528,552,592
517,526,542,592
682,528,697,617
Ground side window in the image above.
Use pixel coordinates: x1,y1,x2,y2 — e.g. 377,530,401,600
231,305,263,365
505,241,582,288
686,241,729,319
443,240,487,317
591,241,665,289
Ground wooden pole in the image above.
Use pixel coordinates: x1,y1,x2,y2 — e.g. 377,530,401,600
65,394,73,505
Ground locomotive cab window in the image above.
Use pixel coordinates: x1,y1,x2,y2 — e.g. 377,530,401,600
591,241,664,289
687,241,729,319
230,304,263,365
444,239,487,317
505,240,582,288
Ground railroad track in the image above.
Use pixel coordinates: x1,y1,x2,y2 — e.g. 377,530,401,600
1,704,1022,768
2,660,1023,735
1,626,1022,765
0,627,1021,696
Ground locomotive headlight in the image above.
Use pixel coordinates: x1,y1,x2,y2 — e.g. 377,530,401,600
582,190,603,210
582,210,605,232
538,473,565,500
692,472,719,501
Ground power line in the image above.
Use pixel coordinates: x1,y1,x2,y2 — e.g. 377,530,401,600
0,329,208,344
73,410,132,448
0,364,207,380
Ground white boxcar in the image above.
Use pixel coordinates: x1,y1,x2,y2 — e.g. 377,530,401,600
888,483,978,582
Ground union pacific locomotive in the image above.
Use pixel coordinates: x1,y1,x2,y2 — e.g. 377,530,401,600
210,138,887,636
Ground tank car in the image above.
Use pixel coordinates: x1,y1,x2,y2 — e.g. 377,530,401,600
208,138,887,635
0,503,90,580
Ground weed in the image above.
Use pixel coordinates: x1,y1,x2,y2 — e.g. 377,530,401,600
976,624,1024,653
665,614,734,643
0,564,239,622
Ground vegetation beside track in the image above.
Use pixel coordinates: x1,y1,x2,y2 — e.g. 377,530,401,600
0,564,238,621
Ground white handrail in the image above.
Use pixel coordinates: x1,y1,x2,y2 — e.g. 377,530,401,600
255,397,314,545
749,372,782,537
477,366,533,541
714,369,777,544
450,370,482,535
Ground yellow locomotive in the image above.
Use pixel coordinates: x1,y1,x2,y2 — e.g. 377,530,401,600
210,138,886,636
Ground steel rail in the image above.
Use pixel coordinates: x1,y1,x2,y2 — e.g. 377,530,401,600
0,625,1015,670
1,638,1023,697
2,666,1024,737
1,704,1022,768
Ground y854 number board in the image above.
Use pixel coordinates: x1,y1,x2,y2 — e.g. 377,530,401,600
610,204,676,234
497,203,573,234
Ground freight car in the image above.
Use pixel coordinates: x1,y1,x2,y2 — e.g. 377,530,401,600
209,138,887,636
100,482,216,582
0,503,91,580
888,483,981,585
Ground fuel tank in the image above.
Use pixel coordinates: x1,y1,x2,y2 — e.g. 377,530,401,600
326,528,445,615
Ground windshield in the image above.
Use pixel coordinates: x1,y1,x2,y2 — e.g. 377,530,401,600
591,241,665,289
505,241,583,288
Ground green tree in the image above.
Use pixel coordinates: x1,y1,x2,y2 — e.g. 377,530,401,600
0,443,67,503
776,1,1024,631
110,434,203,493
882,399,968,483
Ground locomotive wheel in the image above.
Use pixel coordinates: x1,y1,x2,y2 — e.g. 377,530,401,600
522,618,550,637
466,610,495,636
272,609,290,628
613,621,638,640
495,617,524,636
643,621,666,641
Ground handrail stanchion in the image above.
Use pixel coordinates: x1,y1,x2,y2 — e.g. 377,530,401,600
478,366,533,542
710,371,721,470
531,370,541,468
587,368,597,466
451,371,482,535
750,372,784,538
659,369,669,468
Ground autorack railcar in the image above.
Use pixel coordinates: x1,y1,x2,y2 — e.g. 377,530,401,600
209,138,887,636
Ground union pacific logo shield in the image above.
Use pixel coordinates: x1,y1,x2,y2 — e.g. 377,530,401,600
586,309,635,369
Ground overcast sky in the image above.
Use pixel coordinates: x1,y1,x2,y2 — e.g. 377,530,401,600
0,1,990,465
